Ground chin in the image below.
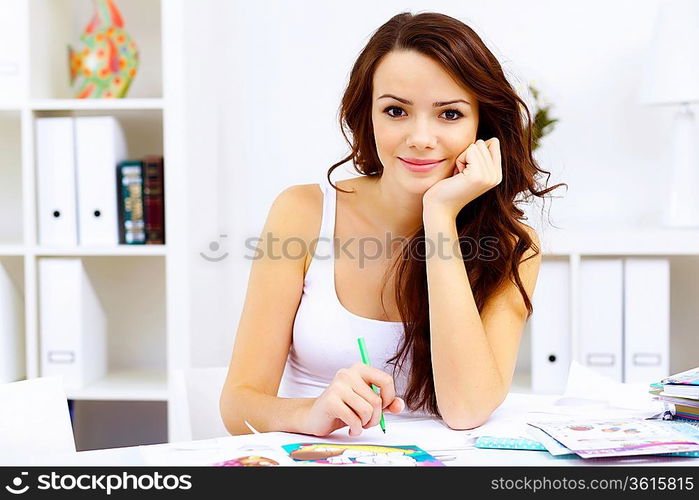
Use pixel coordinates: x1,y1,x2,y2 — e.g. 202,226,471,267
399,176,440,196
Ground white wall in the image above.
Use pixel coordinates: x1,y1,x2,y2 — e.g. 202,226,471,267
182,0,689,367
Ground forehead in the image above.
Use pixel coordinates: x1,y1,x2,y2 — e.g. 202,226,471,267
372,50,473,102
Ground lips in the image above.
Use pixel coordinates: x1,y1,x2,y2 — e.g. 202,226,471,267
399,157,444,165
399,157,444,172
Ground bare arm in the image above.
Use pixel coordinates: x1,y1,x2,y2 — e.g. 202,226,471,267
423,208,541,430
219,185,319,435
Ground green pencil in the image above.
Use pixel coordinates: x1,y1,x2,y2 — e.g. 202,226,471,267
356,336,386,433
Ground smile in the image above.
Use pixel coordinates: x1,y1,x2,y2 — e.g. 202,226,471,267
399,157,444,172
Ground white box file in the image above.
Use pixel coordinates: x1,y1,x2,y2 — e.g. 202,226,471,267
530,259,571,393
39,258,107,391
624,258,670,384
579,258,624,382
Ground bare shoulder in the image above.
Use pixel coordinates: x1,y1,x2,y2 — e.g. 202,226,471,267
267,184,324,273
518,222,541,254
515,222,541,286
268,183,323,236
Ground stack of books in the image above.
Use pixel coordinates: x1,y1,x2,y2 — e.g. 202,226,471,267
650,366,699,422
116,156,165,245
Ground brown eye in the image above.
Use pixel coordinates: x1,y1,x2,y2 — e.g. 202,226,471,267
441,109,463,121
383,106,405,118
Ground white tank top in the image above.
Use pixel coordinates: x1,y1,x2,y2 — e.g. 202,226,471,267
277,177,418,413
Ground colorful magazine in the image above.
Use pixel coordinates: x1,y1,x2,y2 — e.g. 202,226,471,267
662,367,699,386
527,418,699,459
281,443,445,466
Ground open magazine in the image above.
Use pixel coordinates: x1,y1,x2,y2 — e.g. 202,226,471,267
527,418,699,459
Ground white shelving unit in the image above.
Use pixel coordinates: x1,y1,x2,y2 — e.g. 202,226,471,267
0,0,188,449
509,226,699,395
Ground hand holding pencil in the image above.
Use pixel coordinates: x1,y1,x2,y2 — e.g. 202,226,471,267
302,341,405,437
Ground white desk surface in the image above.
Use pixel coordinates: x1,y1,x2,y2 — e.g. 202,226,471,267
7,393,699,467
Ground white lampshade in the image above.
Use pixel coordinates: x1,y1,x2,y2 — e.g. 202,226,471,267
639,0,699,106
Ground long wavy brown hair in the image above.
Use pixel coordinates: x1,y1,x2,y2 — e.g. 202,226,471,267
326,12,565,416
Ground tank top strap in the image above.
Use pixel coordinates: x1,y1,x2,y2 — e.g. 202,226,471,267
304,177,337,295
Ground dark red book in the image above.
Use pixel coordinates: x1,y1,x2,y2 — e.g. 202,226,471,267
142,155,165,244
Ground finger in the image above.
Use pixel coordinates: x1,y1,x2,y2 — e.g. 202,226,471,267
351,382,383,428
455,149,468,173
330,396,364,436
485,137,501,167
471,140,487,166
458,143,479,173
486,138,503,182
476,139,498,182
386,397,405,414
475,139,491,168
351,363,396,409
340,385,375,427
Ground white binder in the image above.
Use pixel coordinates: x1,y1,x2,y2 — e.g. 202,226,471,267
39,258,107,391
579,258,623,382
35,117,79,246
530,259,571,393
0,262,24,383
74,116,128,246
624,258,670,384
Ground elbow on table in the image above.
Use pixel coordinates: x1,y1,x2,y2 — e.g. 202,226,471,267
441,407,493,431
219,389,249,436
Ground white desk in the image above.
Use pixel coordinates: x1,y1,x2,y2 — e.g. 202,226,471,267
7,393,699,466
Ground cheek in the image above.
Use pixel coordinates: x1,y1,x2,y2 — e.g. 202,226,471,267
373,121,402,152
444,126,477,155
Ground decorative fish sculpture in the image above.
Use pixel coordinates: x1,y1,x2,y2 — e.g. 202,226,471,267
68,0,139,98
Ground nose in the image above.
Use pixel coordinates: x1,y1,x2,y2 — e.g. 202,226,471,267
405,116,437,150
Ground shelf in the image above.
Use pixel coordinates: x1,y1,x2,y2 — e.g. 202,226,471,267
542,228,699,256
66,369,167,401
0,103,23,111
0,245,26,256
29,98,164,111
32,246,167,257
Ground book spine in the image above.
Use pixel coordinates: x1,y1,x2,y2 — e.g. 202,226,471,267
116,164,126,244
142,155,165,245
117,162,146,245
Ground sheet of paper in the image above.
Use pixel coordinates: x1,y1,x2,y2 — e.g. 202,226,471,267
562,361,664,414
525,425,575,456
138,419,468,466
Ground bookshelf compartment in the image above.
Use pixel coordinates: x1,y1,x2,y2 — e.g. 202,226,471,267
33,109,165,249
37,256,166,399
28,0,162,100
669,256,699,376
80,256,166,376
0,256,25,383
72,399,167,451
0,111,23,245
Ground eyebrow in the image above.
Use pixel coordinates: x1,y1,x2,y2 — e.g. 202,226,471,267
377,94,471,107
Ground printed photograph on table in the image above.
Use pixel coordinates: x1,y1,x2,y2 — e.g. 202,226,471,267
282,443,445,466
212,455,279,467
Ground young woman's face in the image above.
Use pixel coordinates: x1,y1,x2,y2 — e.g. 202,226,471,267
371,49,479,195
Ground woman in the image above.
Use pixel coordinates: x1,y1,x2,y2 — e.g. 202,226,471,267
220,11,563,436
